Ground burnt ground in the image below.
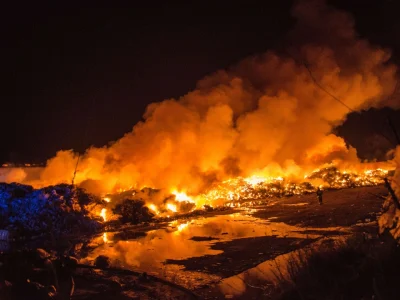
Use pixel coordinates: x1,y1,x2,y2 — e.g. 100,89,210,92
252,185,386,227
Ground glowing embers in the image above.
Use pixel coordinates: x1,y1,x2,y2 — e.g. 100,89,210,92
200,166,391,204
244,175,283,186
171,190,195,203
99,166,391,216
244,176,266,185
201,176,313,202
307,166,390,188
116,186,134,193
148,203,159,215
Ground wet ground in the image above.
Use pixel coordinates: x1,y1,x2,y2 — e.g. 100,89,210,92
80,185,387,299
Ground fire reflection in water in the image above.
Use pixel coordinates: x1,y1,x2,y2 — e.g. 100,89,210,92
83,213,344,289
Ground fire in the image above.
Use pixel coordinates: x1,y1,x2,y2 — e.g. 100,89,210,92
3,1,398,219
100,208,107,221
148,203,159,215
244,176,266,185
166,203,177,212
171,190,194,202
103,197,111,203
198,166,393,204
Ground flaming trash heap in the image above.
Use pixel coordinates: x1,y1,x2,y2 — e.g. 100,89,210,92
1,0,399,235
98,166,392,222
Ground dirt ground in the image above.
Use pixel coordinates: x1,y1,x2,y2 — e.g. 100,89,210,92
252,185,386,227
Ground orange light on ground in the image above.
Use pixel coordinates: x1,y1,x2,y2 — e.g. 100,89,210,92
103,232,109,243
100,208,107,221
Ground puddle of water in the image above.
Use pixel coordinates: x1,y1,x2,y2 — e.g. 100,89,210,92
82,212,347,289
282,202,309,207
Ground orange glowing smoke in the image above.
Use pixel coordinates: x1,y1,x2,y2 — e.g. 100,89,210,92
4,0,399,213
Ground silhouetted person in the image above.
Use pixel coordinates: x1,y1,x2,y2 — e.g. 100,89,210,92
316,187,323,205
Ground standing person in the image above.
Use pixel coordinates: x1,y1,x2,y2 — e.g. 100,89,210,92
316,187,323,205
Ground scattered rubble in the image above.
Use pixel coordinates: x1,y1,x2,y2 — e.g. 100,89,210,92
0,183,104,239
112,199,154,224
94,255,110,269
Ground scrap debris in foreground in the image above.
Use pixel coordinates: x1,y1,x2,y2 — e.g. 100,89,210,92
0,183,104,239
0,248,197,300
0,166,394,239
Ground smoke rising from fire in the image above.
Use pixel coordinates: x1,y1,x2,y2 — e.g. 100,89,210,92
15,0,399,197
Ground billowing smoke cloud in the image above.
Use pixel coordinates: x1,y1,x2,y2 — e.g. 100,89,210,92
20,0,399,196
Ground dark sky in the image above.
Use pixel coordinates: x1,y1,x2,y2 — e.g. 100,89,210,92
1,0,399,163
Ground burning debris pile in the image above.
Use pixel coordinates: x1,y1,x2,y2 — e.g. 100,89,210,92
0,183,103,237
99,166,393,219
201,177,314,202
103,187,197,221
200,167,391,203
0,166,393,234
306,167,391,188
113,199,154,224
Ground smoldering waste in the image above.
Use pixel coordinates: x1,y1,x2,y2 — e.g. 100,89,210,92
0,183,104,238
0,183,164,239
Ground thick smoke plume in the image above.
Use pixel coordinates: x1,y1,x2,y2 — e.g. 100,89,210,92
13,0,399,197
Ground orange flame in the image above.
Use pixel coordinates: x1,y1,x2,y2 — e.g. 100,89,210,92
166,203,177,213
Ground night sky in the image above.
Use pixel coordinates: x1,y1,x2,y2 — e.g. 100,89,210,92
1,0,399,164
